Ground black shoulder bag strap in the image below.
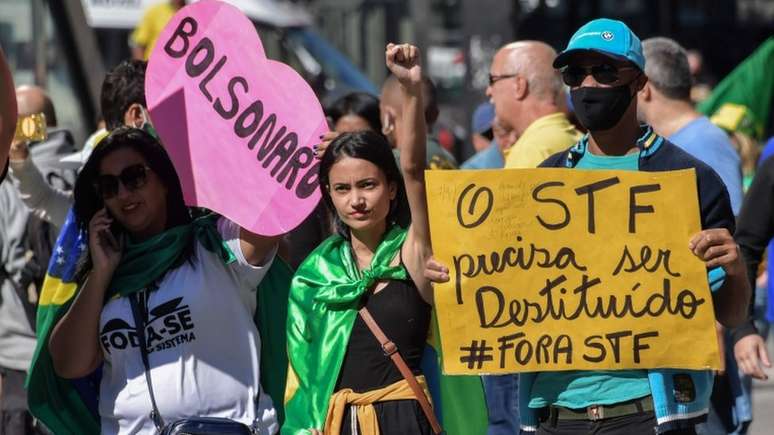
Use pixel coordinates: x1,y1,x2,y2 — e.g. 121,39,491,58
129,290,166,431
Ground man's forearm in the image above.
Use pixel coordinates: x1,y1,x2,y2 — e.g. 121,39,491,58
715,267,751,328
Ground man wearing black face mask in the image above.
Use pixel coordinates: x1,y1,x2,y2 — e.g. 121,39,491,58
521,18,751,435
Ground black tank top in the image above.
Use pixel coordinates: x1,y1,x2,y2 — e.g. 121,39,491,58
335,278,432,393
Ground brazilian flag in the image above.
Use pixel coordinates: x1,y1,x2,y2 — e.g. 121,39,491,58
697,36,774,139
26,209,101,434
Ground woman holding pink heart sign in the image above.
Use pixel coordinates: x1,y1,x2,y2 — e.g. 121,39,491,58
284,44,442,435
46,127,287,435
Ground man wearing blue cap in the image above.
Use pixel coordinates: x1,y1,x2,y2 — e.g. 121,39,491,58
424,18,751,434
517,18,751,435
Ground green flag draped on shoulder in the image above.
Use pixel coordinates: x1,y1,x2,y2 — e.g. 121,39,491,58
283,225,488,434
283,226,408,434
27,212,292,434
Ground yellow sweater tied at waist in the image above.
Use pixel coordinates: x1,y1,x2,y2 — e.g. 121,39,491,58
324,376,432,435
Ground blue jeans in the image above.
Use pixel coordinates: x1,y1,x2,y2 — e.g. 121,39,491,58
482,374,519,435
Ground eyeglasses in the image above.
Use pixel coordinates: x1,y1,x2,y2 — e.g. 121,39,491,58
560,64,637,87
488,73,518,86
94,164,152,199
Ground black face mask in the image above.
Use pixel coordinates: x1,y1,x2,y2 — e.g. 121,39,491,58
571,84,635,131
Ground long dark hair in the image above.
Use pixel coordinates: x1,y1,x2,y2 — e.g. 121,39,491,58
319,130,410,239
72,127,194,282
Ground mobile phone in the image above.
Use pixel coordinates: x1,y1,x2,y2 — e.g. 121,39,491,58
14,113,47,143
99,208,123,252
98,228,120,252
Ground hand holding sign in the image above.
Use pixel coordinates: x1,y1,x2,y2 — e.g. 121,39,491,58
689,228,741,271
145,0,327,236
314,131,339,160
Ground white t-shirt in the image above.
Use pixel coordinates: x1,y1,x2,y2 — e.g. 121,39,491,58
98,218,278,435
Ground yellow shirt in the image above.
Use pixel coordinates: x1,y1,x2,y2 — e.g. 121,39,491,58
131,3,177,60
504,112,582,168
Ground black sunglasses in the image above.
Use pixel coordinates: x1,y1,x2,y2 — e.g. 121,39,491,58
560,64,637,87
488,73,518,86
94,164,152,199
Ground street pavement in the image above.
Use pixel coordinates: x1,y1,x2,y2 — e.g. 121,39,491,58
748,338,774,435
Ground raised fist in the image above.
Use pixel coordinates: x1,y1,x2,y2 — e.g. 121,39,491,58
386,43,422,88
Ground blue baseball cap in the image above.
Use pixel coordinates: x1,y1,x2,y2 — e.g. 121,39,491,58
471,102,495,135
554,18,645,71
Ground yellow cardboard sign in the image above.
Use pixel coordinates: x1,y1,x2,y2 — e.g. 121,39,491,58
427,168,720,374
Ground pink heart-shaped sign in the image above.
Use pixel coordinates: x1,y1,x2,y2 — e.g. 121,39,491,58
145,0,327,236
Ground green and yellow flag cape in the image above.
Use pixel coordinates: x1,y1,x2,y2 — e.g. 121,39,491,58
283,225,488,434
697,36,774,140
27,212,292,434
